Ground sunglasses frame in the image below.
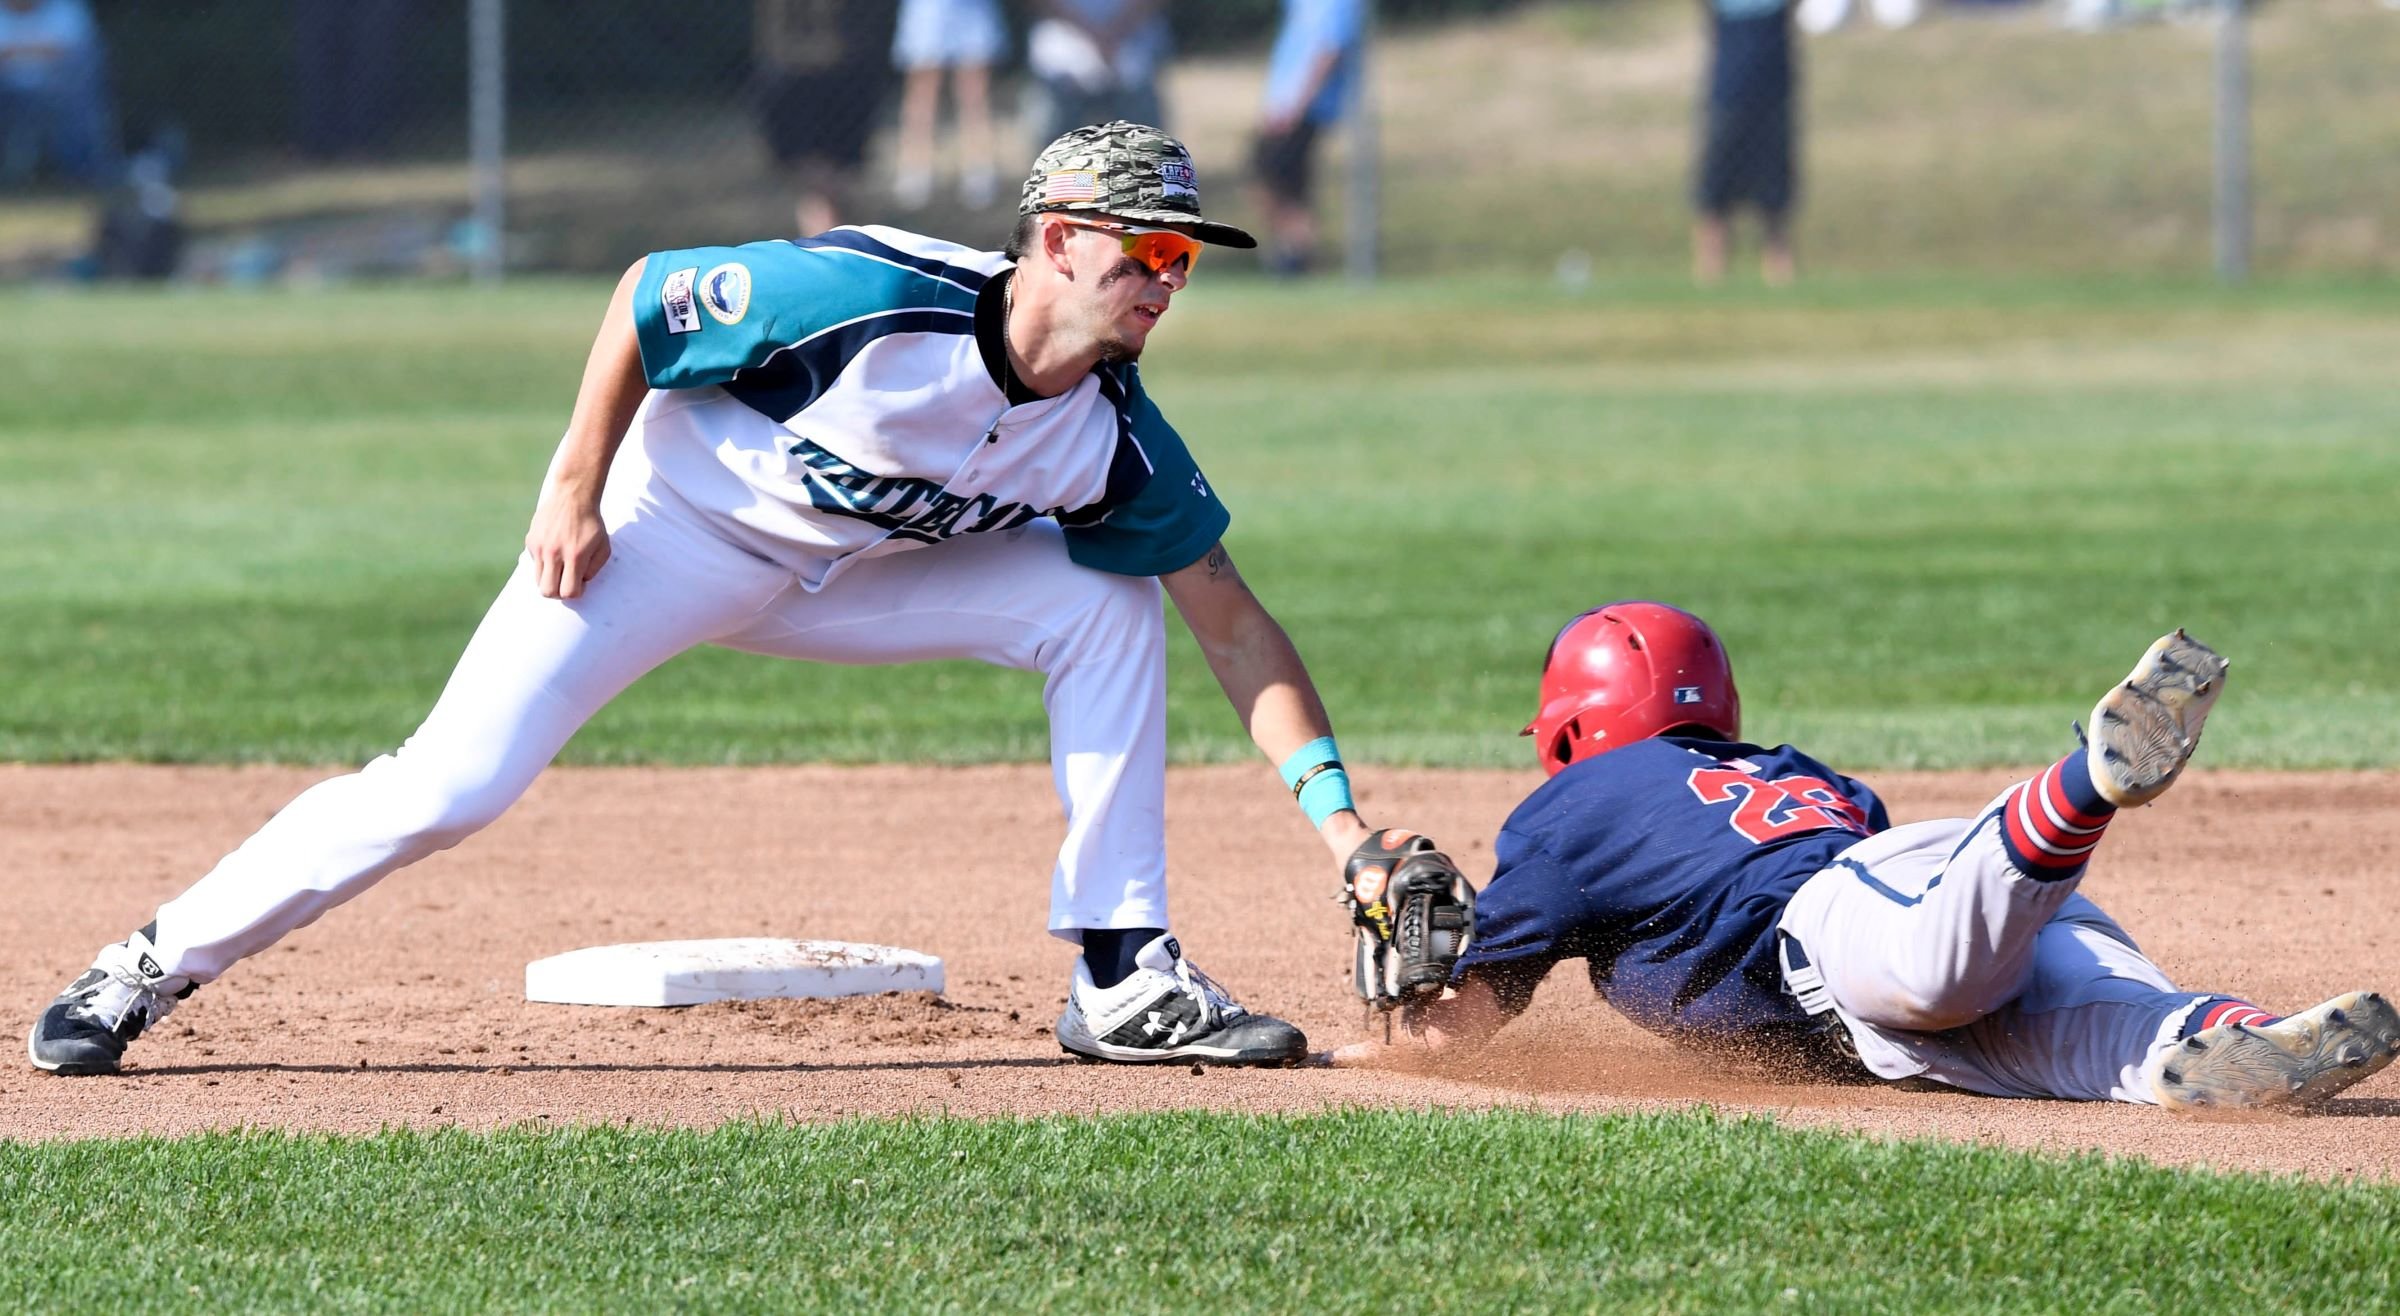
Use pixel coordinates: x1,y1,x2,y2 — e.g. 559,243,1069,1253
1051,217,1202,275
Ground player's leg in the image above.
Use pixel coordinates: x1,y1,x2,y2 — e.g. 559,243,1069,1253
1780,631,2228,1043
718,523,1171,940
1837,899,2400,1107
29,476,795,1074
1840,897,2209,1100
713,522,1306,1065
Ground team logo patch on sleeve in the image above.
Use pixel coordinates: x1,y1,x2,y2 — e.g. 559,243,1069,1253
701,263,751,326
659,266,701,335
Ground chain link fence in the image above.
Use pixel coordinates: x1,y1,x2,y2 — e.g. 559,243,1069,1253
1,0,2394,285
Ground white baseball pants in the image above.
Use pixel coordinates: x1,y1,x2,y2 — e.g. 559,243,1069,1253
148,458,1171,983
1777,790,2213,1104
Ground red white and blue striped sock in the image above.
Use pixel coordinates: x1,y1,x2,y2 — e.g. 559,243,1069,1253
2178,997,2281,1038
1998,748,2117,880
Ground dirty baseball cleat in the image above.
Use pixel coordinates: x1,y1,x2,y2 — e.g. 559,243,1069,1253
1056,934,1308,1066
2084,628,2229,808
2149,991,2400,1111
27,929,195,1076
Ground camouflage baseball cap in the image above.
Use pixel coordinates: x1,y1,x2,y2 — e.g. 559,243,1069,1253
1019,120,1258,250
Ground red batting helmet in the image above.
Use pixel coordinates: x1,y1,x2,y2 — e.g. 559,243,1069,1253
1523,601,1742,776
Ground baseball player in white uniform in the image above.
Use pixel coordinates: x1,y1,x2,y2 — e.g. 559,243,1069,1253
31,122,1419,1075
1333,603,2400,1111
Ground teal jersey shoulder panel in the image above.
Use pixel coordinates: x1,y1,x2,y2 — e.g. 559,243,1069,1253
1064,369,1231,577
632,239,980,391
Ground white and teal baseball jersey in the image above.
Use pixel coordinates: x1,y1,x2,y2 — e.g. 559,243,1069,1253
628,225,1227,589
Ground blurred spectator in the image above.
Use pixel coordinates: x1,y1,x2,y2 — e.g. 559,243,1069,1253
1692,0,1798,287
291,0,409,162
754,0,895,235
0,0,116,187
1252,0,1364,279
891,0,1006,210
1027,0,1172,146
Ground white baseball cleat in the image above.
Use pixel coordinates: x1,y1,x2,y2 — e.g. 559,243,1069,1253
2148,991,2400,1111
2085,628,2229,808
1055,934,1308,1066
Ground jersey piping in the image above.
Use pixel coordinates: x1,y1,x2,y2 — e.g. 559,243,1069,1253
722,307,976,423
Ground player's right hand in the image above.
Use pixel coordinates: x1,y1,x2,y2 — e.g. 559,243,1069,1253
525,492,611,600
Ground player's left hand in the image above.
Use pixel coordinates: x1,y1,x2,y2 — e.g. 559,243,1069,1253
1341,829,1476,1011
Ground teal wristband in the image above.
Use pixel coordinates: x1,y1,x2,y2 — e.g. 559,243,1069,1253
1278,737,1342,791
1279,737,1352,828
1295,766,1355,828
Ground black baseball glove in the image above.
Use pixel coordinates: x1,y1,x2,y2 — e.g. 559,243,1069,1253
1342,830,1477,1011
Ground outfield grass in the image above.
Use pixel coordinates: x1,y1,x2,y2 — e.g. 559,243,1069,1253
3,276,2395,769
2,1109,2393,1314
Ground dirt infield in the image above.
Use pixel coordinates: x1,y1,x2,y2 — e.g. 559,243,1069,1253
3,764,2395,1179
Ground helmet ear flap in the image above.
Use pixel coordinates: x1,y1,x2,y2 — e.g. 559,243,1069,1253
1546,718,1582,775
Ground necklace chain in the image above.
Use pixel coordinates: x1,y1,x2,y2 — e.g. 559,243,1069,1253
1001,276,1020,396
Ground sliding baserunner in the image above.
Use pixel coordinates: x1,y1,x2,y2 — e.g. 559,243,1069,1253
1334,602,2399,1110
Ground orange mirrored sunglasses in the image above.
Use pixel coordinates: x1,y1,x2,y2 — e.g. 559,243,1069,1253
1054,218,1201,275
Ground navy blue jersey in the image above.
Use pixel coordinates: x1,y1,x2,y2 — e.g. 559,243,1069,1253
1456,736,1889,1040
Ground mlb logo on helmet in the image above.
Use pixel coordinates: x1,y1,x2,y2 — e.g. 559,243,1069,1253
1674,686,1704,704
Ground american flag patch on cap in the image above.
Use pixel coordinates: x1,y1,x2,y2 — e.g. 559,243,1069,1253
1043,170,1102,203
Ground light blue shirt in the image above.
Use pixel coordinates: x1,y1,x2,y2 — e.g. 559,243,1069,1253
1263,0,1364,127
0,0,98,92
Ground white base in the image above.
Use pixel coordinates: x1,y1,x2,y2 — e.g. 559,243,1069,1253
525,937,945,1007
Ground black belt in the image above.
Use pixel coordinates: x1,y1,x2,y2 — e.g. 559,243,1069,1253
1777,930,1863,1072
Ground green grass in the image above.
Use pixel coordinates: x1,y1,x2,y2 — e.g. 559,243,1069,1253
3,1108,2393,1313
3,276,2396,769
